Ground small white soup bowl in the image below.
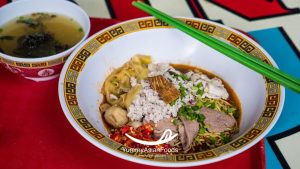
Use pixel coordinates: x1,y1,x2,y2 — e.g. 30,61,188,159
0,0,90,81
59,17,284,167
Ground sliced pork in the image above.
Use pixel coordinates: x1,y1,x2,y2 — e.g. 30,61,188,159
200,107,236,133
153,118,177,139
179,116,199,152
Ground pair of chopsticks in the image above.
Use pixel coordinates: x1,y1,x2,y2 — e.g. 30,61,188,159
132,1,300,93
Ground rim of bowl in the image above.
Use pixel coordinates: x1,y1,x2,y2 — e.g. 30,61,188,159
0,0,91,63
58,16,285,167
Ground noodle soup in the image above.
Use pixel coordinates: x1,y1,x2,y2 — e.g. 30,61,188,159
100,55,241,154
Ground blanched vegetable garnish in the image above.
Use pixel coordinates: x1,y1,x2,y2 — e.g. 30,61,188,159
100,55,241,154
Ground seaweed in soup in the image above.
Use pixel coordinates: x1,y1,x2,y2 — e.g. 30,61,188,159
0,12,84,58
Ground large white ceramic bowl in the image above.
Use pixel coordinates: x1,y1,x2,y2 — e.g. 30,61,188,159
58,17,285,167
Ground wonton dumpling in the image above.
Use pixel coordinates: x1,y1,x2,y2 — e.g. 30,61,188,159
103,55,152,107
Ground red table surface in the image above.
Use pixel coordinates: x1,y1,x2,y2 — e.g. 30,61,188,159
0,16,266,169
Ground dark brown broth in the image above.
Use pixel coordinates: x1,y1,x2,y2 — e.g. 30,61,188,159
171,64,242,126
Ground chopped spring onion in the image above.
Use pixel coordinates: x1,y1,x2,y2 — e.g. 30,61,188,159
170,99,178,106
178,105,205,122
171,72,190,80
179,83,187,97
220,132,231,143
199,127,206,134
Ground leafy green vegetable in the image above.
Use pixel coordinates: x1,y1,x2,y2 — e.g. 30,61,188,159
197,82,203,88
78,27,83,32
17,18,40,28
199,127,206,134
170,72,179,78
209,136,216,144
170,99,178,106
220,132,231,143
179,83,187,98
178,105,205,122
196,89,204,96
192,105,200,111
172,119,178,125
178,106,188,115
192,82,204,96
0,28,3,33
201,100,216,109
192,86,198,91
210,102,216,109
196,101,203,108
179,74,189,80
203,101,211,107
227,107,237,113
170,72,190,80
198,114,205,122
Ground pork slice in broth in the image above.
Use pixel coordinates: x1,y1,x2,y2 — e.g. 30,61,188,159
179,116,199,152
153,118,178,139
200,107,236,133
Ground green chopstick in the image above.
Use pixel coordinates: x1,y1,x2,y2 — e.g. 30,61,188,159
134,1,300,87
132,1,300,93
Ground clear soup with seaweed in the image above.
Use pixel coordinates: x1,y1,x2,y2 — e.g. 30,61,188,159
0,12,84,58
